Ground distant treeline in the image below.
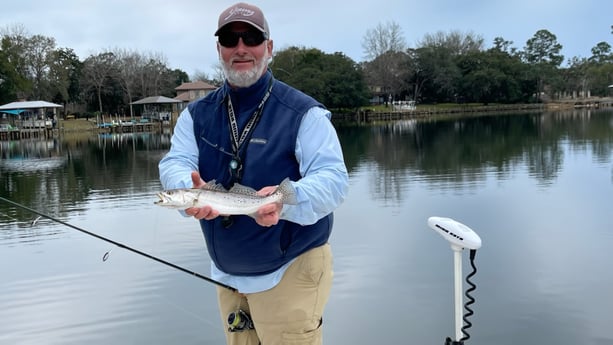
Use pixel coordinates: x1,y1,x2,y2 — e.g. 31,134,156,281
1,23,612,117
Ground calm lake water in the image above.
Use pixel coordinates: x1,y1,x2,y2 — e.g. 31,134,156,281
1,109,612,345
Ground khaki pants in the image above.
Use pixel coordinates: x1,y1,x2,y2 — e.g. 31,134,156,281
216,244,333,345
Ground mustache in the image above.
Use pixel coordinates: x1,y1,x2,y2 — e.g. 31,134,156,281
229,56,255,63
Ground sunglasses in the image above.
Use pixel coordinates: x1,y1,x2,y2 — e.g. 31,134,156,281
218,31,268,48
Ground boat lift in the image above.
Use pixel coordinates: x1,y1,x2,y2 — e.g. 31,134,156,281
428,216,482,345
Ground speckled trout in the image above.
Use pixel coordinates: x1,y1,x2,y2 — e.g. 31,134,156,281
154,178,297,217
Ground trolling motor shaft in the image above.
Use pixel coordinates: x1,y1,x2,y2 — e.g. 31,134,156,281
428,217,481,345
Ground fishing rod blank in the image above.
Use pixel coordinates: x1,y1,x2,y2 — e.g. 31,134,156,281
0,196,237,292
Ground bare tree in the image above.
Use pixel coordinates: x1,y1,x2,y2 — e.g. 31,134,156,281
418,30,484,55
211,62,225,85
82,51,117,114
114,48,143,118
362,21,407,61
361,21,409,103
192,69,210,82
135,51,170,97
363,51,411,103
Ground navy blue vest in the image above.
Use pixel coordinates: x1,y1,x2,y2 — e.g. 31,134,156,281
189,71,333,276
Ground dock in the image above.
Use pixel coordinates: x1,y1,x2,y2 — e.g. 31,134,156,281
96,120,161,134
0,126,54,140
0,120,163,141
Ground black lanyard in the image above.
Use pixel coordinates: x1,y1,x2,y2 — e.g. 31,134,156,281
225,79,273,183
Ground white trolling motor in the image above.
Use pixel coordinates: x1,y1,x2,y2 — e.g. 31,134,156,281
428,216,482,345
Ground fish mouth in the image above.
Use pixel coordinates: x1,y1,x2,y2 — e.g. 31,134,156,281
154,192,167,205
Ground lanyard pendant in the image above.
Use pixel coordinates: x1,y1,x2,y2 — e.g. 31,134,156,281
229,156,242,182
229,159,239,170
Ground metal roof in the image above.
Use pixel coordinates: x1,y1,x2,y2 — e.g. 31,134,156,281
130,96,183,105
175,81,217,91
0,101,63,110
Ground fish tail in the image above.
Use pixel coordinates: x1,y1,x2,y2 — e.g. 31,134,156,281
277,178,298,205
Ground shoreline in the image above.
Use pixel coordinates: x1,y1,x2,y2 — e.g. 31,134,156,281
334,99,613,123
45,98,613,133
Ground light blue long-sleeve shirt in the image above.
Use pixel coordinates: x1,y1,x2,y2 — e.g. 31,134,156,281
159,105,348,293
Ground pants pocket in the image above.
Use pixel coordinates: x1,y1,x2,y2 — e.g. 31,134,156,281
281,319,323,345
299,245,331,285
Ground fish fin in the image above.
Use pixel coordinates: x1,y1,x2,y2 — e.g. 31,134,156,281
229,183,258,196
276,178,298,205
202,179,227,192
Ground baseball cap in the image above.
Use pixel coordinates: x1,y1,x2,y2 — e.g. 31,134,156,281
214,3,270,37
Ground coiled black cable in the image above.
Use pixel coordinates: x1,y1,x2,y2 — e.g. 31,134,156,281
459,249,478,342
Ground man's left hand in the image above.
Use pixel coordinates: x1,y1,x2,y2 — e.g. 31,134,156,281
255,186,282,227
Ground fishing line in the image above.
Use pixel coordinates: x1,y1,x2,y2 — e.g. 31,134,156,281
0,196,237,292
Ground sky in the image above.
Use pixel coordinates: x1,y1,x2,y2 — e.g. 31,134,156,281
1,0,611,78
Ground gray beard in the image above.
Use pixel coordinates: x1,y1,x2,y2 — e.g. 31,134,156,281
221,55,269,88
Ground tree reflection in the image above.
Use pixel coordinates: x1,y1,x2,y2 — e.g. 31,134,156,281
336,109,613,202
0,132,171,223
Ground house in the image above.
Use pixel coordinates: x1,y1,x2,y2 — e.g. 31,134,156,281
0,101,62,128
174,81,218,111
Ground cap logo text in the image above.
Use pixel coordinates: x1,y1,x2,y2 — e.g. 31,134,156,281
224,7,256,20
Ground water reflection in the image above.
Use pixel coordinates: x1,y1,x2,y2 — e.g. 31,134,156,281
330,108,613,344
337,109,613,198
0,132,170,218
0,109,612,345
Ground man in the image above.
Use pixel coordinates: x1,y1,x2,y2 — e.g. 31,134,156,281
158,2,348,345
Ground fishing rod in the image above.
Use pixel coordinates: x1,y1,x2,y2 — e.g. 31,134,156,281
0,196,237,292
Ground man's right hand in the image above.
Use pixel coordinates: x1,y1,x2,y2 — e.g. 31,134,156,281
185,171,220,220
